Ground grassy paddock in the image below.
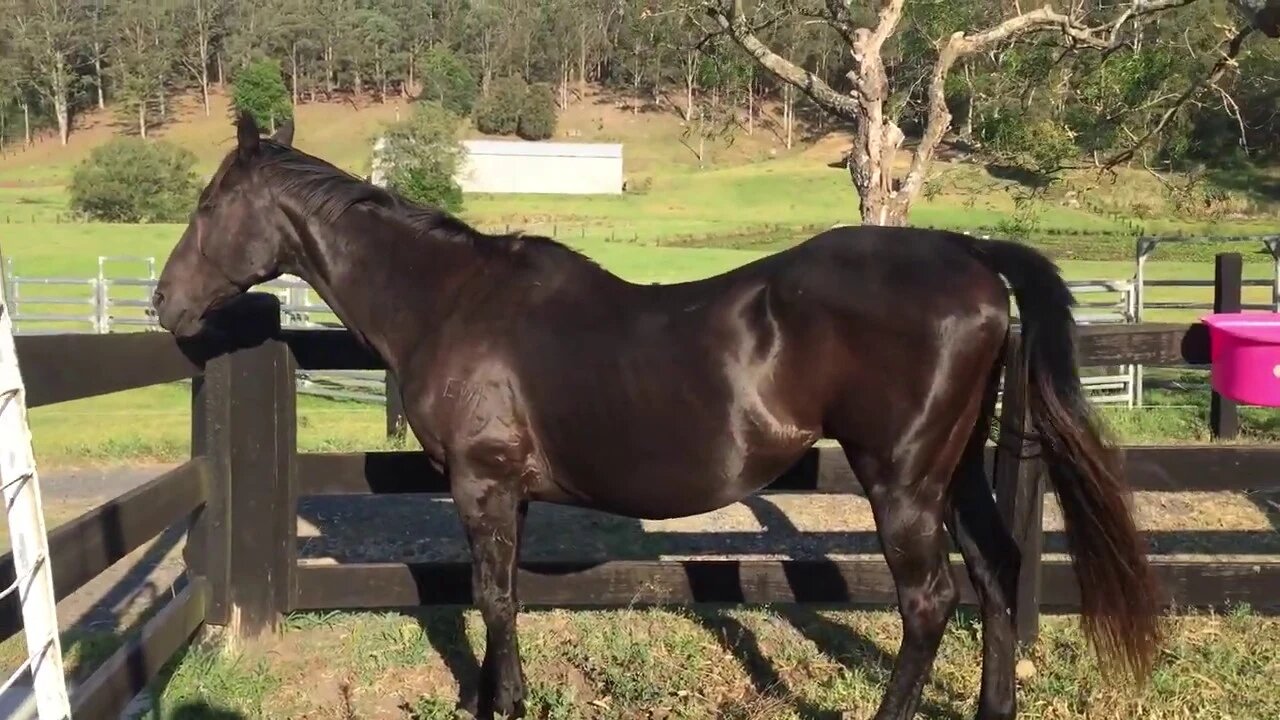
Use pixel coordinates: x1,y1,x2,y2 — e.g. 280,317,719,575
130,606,1279,719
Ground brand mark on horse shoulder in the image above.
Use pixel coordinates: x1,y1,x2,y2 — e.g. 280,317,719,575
444,378,485,407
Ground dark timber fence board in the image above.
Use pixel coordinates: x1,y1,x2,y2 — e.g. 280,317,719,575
282,329,379,370
16,332,202,407
295,446,861,496
280,325,1212,374
1037,560,1280,610
1210,253,1243,440
69,579,208,720
993,336,1045,644
0,459,208,642
295,443,1280,498
1112,446,1280,491
1073,322,1209,367
294,559,979,608
294,559,1280,612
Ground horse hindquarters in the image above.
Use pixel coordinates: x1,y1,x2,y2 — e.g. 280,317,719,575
821,297,1009,720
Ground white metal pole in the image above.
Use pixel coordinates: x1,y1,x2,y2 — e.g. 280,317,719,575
0,288,71,719
1134,241,1151,407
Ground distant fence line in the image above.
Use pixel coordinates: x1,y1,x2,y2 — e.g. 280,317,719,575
1,256,386,406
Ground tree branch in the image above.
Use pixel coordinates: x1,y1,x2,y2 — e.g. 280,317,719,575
869,0,908,51
899,1,1224,209
705,0,860,121
1103,25,1255,169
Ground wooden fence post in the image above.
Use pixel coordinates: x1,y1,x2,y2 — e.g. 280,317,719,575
186,351,231,627
1210,253,1242,440
186,296,297,642
994,334,1045,644
385,371,406,440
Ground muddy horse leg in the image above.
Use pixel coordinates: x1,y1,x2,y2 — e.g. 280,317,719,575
949,429,1019,720
453,473,528,718
848,449,959,720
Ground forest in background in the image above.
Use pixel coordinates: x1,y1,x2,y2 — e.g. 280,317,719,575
1,1,1277,179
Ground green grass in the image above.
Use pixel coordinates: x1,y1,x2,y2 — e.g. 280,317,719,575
27,383,409,467
133,606,1280,719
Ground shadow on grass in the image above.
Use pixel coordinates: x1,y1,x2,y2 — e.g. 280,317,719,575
418,607,482,716
1207,166,1280,206
688,496,968,720
162,702,246,719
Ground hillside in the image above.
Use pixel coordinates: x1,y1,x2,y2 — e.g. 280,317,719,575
0,88,809,185
1,88,1277,276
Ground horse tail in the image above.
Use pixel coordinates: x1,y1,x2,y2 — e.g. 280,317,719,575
968,237,1162,681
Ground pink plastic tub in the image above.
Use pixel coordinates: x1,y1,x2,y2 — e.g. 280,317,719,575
1201,312,1280,407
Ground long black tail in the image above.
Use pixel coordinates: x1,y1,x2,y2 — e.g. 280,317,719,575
968,237,1162,681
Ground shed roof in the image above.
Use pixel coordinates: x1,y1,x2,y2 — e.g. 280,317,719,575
462,139,623,159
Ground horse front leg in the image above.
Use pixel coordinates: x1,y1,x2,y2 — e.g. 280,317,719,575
452,472,529,719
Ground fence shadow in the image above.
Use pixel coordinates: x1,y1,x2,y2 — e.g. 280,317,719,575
292,490,984,718
163,702,247,719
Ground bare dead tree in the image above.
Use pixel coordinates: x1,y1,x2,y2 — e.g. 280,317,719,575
704,0,1266,226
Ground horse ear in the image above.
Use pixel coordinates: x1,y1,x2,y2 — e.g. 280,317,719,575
271,118,294,147
236,112,261,160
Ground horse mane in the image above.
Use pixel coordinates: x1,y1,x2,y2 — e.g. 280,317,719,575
252,141,603,271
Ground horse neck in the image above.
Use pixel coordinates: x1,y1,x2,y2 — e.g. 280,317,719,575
285,204,474,377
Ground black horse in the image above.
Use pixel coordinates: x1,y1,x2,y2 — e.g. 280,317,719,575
154,115,1160,720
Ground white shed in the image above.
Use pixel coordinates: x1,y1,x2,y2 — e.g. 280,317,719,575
370,137,624,196
457,139,623,195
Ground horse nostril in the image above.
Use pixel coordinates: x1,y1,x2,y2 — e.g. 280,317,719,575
151,289,165,309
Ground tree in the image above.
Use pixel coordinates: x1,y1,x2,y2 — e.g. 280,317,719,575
266,0,319,106
177,0,227,117
704,0,1273,226
350,5,403,102
0,56,21,150
69,138,199,222
474,75,527,136
374,101,466,213
85,0,111,110
617,0,668,110
111,0,174,138
231,58,292,131
518,83,558,140
7,0,84,146
417,46,478,116
682,38,748,167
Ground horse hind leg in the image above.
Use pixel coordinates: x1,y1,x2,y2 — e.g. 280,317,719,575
947,405,1019,720
841,434,965,720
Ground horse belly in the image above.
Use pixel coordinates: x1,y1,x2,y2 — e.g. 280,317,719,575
535,422,819,521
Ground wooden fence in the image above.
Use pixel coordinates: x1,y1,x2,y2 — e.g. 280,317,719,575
3,263,1279,716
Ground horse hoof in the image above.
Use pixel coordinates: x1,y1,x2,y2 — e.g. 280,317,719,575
456,694,483,719
493,693,526,719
